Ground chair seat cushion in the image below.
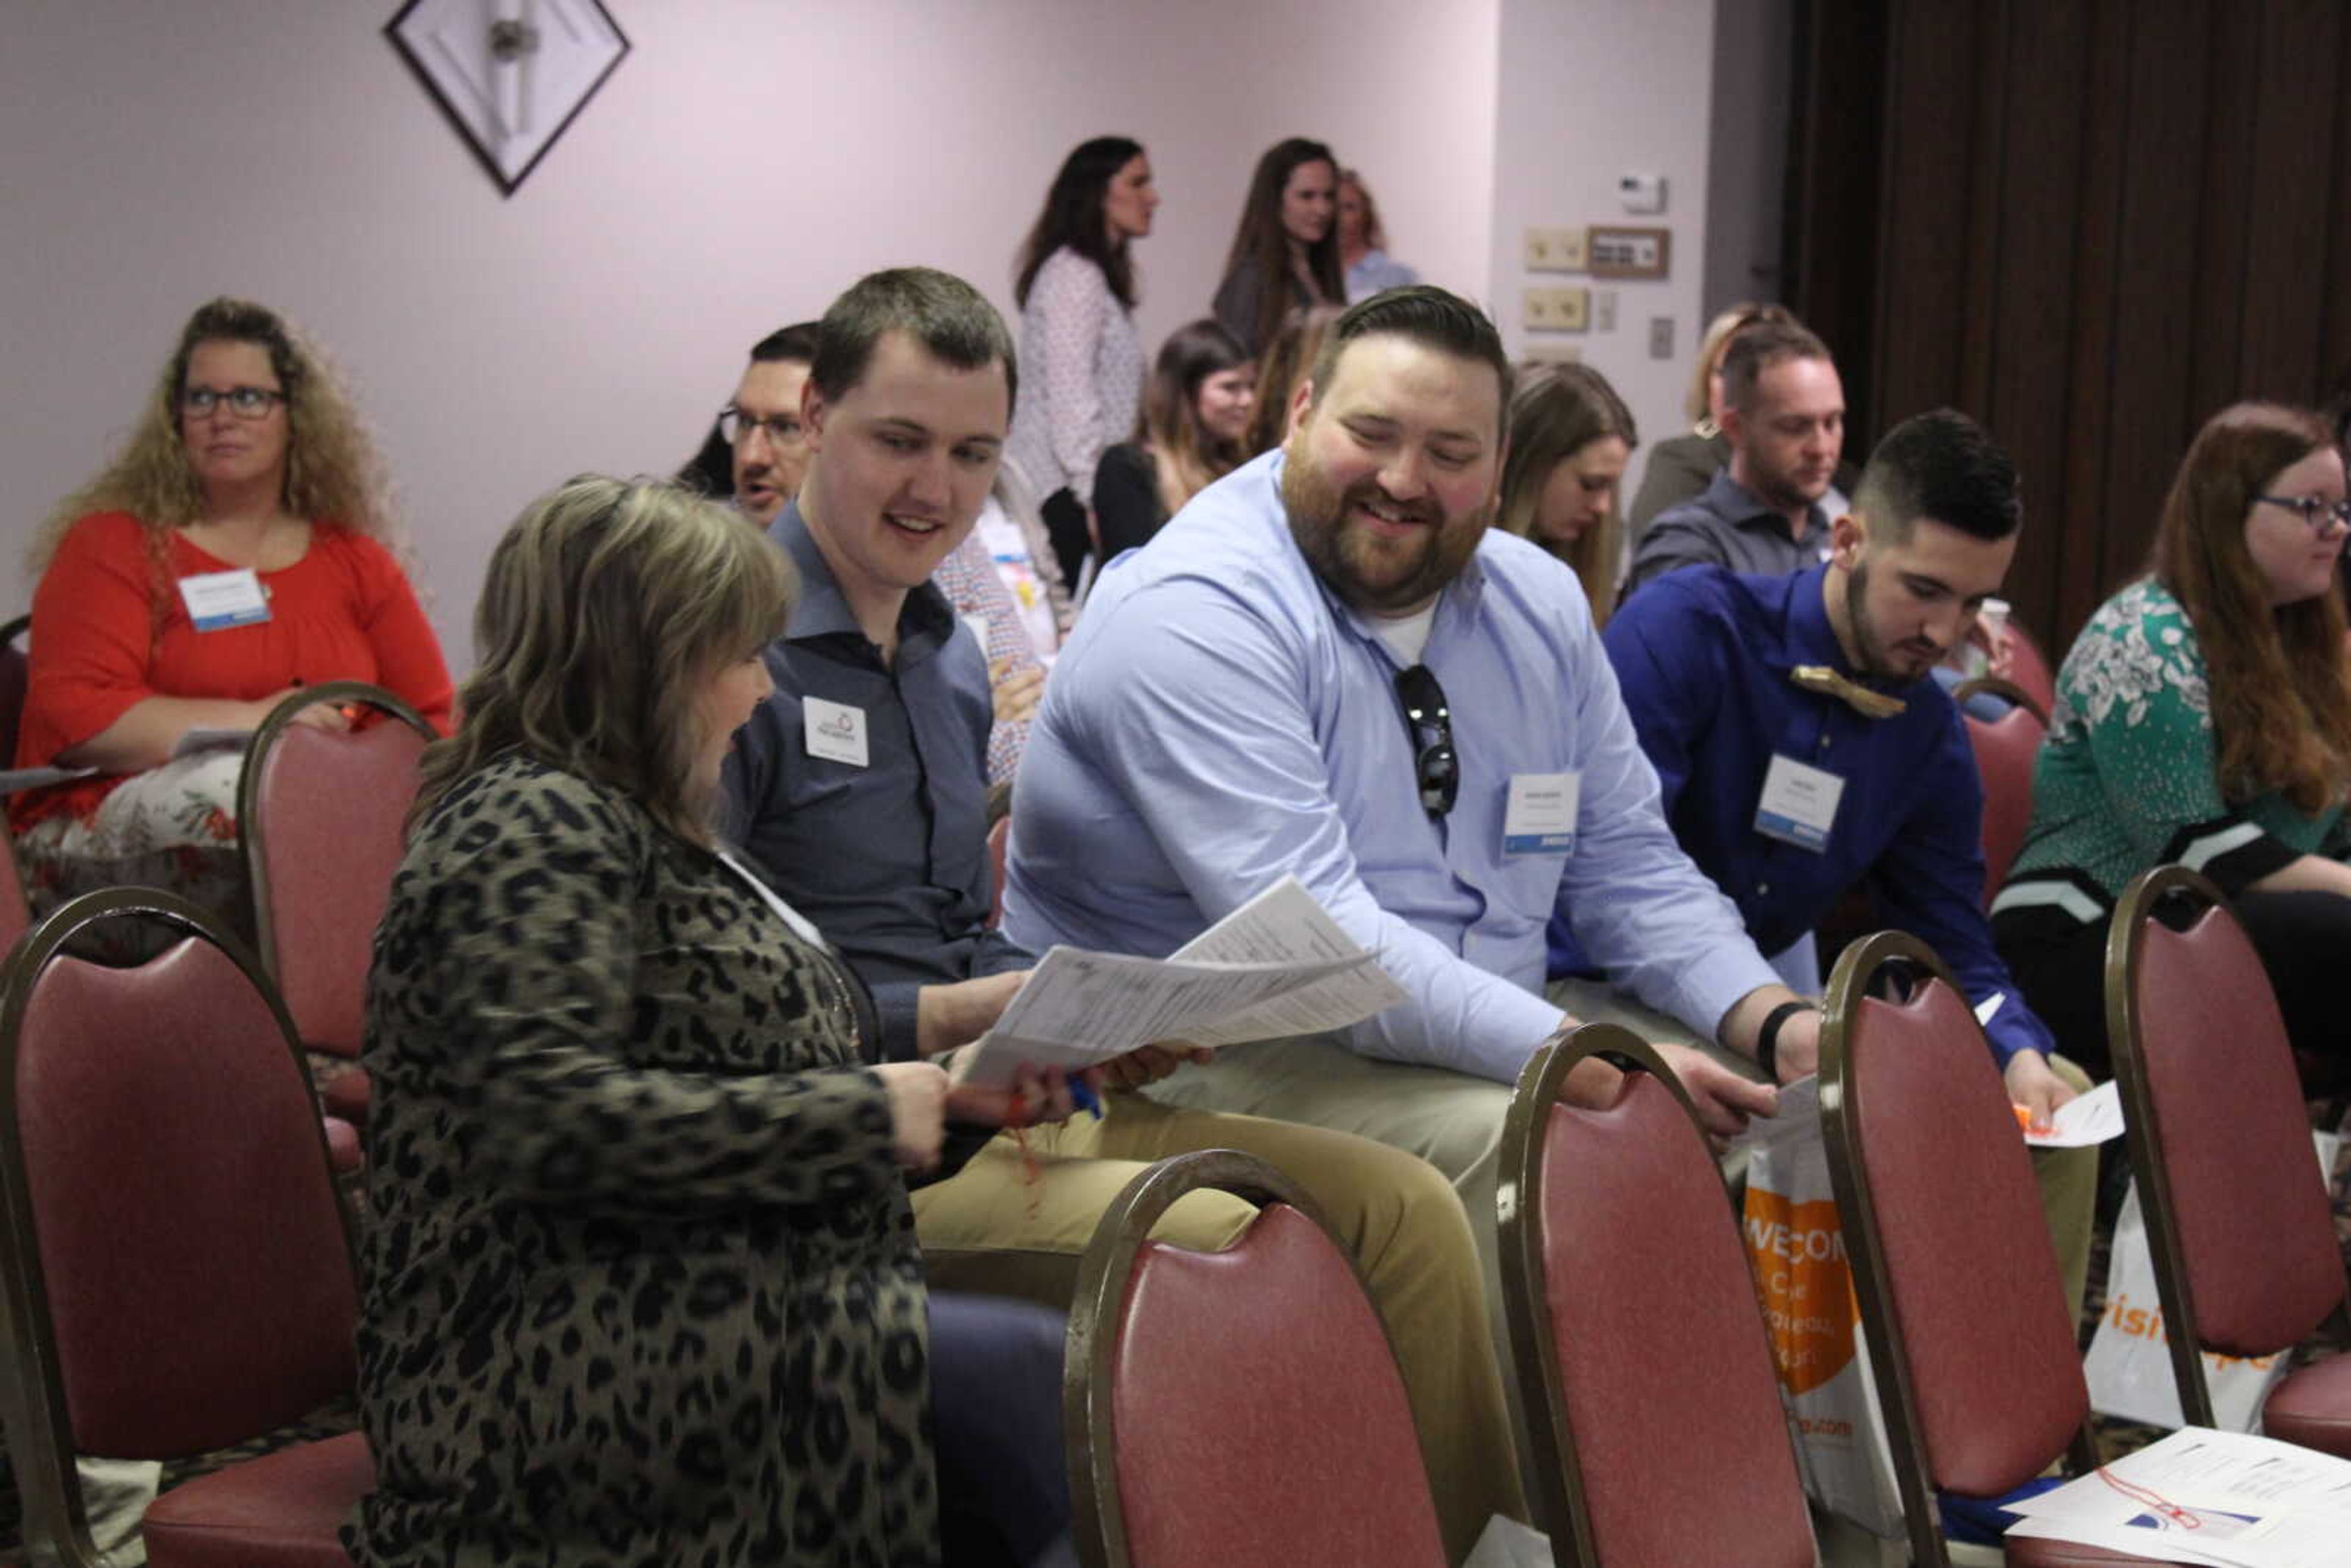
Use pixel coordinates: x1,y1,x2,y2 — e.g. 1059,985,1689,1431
142,1430,372,1568
2263,1352,2351,1457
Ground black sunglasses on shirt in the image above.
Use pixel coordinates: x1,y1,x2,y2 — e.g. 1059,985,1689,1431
1393,664,1458,818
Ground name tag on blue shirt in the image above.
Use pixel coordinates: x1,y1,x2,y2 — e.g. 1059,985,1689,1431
176,568,269,631
802,696,869,768
1503,771,1579,855
1755,754,1844,852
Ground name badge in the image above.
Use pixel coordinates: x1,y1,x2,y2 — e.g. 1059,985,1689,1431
1755,754,1844,852
801,696,869,768
1503,771,1580,856
176,568,269,631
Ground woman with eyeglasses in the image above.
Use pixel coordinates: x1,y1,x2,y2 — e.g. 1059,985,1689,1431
1005,136,1158,592
13,296,452,932
1993,402,2351,1076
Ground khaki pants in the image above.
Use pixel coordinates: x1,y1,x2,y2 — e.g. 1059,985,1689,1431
912,1092,1523,1564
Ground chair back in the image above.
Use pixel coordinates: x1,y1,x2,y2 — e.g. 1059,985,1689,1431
1065,1150,1446,1568
0,838,33,959
1951,676,2047,906
2105,868,2345,1412
241,683,433,1057
0,613,29,768
1498,1025,1813,1568
2003,617,2057,716
0,890,357,1557
1820,933,2091,1568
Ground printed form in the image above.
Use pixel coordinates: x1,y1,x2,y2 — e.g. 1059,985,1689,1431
949,877,1408,1088
2002,1427,2351,1567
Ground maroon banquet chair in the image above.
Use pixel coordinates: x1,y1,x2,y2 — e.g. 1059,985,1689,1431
1952,676,2048,906
239,681,435,1130
1820,932,2193,1566
2001,617,2058,719
1497,1023,1815,1567
1063,1150,1446,1568
2103,867,2351,1454
0,888,370,1567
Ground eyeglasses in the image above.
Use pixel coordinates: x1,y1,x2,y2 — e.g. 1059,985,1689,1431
719,406,804,448
2256,493,2351,533
1393,664,1458,817
181,385,287,419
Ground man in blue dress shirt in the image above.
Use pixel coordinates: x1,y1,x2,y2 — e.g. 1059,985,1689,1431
1003,286,1805,1268
1559,407,2096,1313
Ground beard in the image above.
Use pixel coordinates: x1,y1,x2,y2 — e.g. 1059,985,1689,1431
1281,446,1490,613
1844,558,1941,683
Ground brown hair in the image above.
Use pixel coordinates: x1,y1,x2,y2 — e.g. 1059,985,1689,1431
1244,302,1345,457
412,476,793,847
1217,137,1346,355
1720,320,1831,416
1137,320,1253,516
2152,402,2351,813
1498,362,1639,623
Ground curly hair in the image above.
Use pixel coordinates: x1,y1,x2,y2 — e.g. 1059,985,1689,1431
2152,401,2351,814
29,298,400,596
413,476,793,848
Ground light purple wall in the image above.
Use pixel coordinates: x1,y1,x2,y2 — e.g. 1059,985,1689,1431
2,0,1504,661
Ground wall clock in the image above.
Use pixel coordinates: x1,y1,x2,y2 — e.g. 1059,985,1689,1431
387,0,631,196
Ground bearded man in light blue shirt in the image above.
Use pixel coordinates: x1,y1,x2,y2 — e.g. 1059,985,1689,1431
1003,286,1812,1255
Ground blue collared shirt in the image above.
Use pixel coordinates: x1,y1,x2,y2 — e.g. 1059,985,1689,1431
1001,451,1778,1084
1555,562,2052,1068
723,502,1030,1061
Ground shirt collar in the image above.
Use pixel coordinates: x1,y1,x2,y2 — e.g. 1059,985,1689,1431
770,500,955,661
1704,469,1828,542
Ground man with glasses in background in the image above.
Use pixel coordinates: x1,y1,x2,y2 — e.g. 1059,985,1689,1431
693,322,819,523
1003,286,1813,1268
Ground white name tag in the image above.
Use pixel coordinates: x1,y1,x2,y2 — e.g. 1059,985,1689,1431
1503,771,1580,856
176,568,269,632
801,696,869,768
1755,754,1844,852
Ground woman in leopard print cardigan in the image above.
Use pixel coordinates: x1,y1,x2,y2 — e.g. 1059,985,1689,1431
349,477,1017,1567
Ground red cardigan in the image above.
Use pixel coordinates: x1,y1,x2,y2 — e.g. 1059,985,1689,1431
12,511,454,831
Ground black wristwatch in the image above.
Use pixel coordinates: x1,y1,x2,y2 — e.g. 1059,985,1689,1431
1757,999,1819,1082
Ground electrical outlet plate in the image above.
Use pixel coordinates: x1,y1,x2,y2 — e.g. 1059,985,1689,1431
1523,286,1590,333
1522,226,1588,273
1521,340,1583,365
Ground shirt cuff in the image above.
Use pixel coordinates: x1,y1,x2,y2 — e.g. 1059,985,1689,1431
1651,945,1783,1052
871,980,924,1063
2158,815,2300,899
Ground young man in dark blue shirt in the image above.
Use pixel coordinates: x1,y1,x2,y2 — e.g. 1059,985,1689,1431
1554,407,2096,1315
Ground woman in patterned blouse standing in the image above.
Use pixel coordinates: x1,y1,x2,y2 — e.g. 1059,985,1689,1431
1993,403,2351,1075
1006,137,1157,596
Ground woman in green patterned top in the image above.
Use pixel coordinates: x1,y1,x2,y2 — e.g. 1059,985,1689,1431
1992,403,2351,1076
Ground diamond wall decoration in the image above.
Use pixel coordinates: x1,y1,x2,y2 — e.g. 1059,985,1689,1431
388,0,630,197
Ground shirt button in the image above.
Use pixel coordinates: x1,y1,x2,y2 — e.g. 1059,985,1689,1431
1757,881,1771,896
1817,735,1831,754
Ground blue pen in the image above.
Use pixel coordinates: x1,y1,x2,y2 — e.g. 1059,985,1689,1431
1068,1075,1104,1120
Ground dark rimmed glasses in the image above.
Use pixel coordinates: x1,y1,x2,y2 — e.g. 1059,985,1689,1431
719,405,805,448
2256,493,2351,534
1394,664,1458,818
181,385,287,420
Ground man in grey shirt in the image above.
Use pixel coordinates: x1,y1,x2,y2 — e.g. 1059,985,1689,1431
1627,320,1847,592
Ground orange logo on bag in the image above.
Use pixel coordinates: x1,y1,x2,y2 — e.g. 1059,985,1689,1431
1742,1191,1859,1395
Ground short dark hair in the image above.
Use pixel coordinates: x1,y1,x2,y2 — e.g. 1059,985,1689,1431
1304,285,1513,434
749,321,821,366
809,268,1018,414
1853,408,2022,542
1720,321,1832,413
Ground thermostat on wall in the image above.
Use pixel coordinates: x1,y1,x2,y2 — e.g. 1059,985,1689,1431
1618,173,1667,215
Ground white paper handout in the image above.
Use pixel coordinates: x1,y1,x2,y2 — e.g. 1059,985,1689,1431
948,877,1408,1089
2002,1427,2351,1568
2022,1078,2126,1148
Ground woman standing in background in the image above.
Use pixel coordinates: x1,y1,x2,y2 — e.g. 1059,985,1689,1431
1006,136,1157,591
1338,168,1418,301
1212,137,1344,358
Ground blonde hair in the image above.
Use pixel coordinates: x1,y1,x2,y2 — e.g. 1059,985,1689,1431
1338,168,1388,252
2151,402,2351,814
1685,301,1796,427
413,476,793,847
1498,363,1639,625
29,298,399,590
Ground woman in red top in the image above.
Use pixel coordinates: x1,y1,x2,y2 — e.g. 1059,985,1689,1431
15,297,453,929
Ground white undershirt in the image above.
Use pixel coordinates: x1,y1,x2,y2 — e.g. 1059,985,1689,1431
1369,602,1438,667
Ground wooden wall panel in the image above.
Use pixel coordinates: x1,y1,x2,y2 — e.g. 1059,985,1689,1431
2238,0,2341,402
